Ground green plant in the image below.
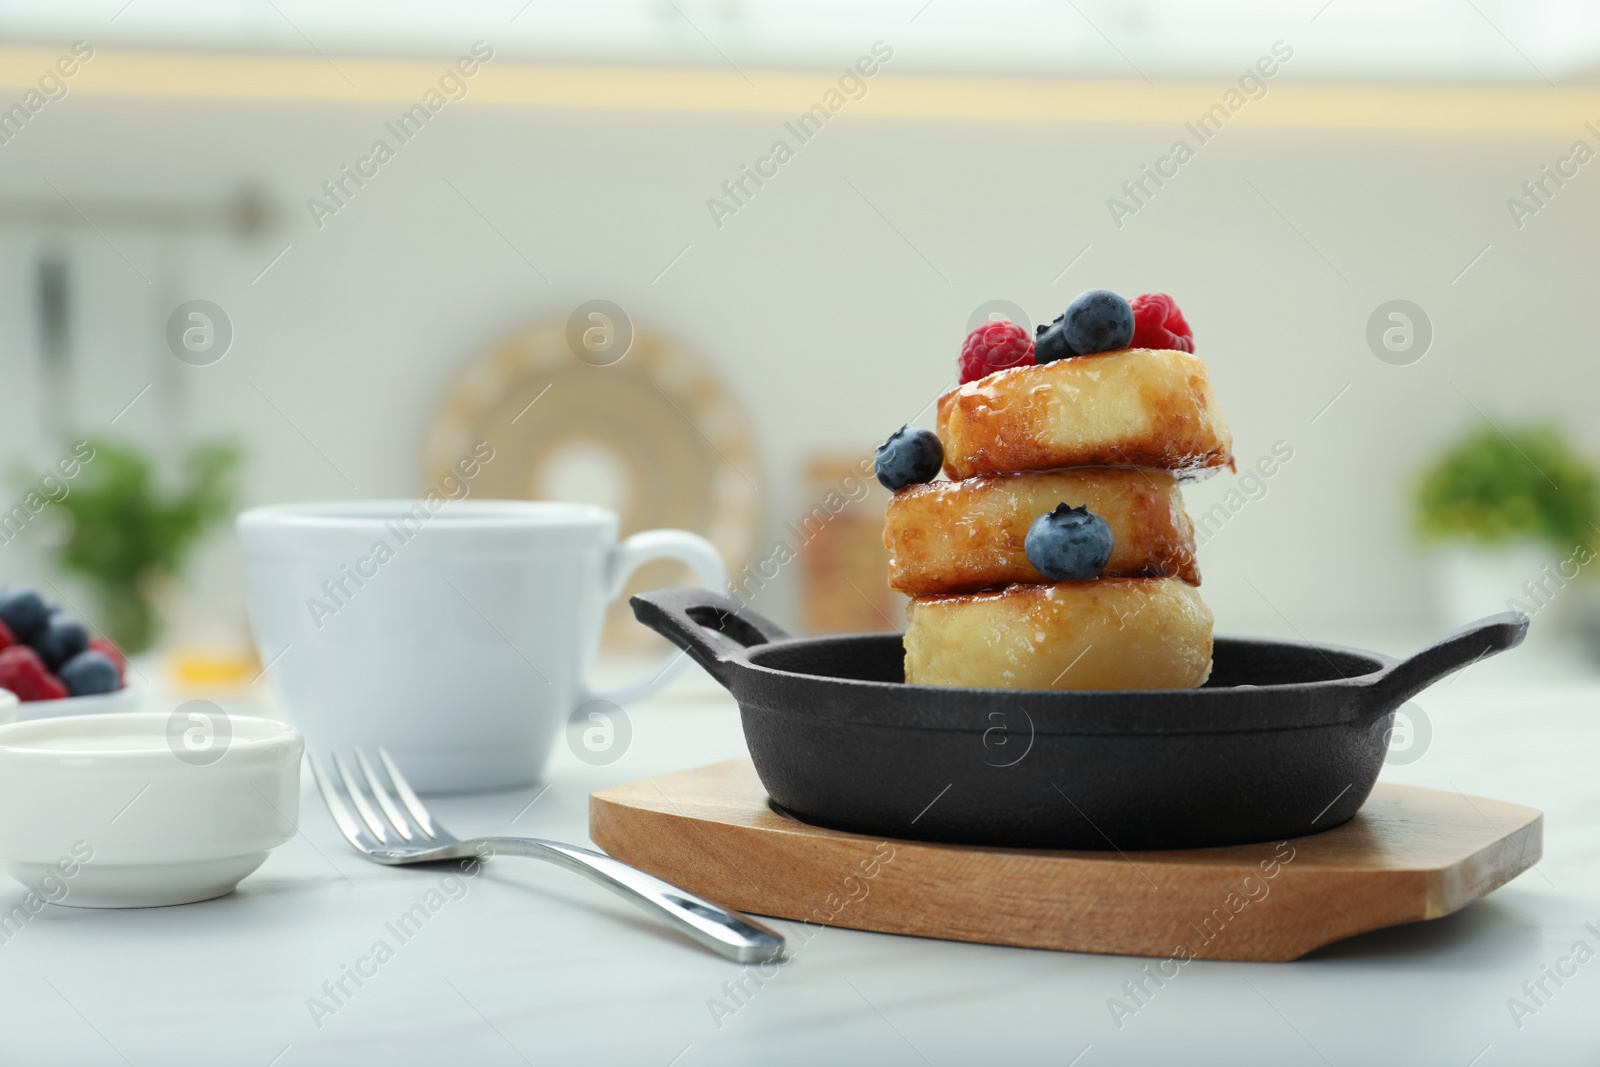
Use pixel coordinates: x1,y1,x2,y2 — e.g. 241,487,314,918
42,439,241,653
1414,424,1599,552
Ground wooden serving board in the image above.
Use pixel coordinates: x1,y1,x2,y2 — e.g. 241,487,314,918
590,759,1542,961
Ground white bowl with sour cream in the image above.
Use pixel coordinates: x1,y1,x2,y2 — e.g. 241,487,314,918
0,711,302,907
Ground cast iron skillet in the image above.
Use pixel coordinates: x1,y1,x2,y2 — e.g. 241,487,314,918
631,588,1528,851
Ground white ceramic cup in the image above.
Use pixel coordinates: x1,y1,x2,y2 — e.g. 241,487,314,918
237,500,726,792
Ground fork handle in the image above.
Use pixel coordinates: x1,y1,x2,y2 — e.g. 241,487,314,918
476,836,786,964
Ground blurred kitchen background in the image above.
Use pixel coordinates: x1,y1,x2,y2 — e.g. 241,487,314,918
3,0,1600,683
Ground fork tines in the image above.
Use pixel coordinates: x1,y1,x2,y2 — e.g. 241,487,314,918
308,747,446,853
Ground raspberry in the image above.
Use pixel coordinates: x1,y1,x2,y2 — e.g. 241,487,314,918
0,645,69,702
1130,293,1194,353
89,638,126,684
959,320,1035,383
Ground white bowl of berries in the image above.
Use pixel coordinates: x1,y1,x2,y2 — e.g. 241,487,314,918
0,586,135,722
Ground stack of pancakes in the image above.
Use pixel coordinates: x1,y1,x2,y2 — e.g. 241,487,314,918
885,348,1234,690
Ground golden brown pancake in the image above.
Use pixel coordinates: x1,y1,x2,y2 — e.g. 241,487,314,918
936,349,1233,480
903,577,1214,691
884,467,1198,596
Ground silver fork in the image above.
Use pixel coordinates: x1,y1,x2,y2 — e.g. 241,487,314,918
308,748,785,964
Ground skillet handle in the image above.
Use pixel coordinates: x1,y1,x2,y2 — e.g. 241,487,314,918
1363,611,1529,721
629,588,793,690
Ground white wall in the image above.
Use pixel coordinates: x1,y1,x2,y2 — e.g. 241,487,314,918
2,77,1597,646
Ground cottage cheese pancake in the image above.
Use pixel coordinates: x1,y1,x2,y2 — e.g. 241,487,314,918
903,578,1214,691
935,348,1233,480
884,467,1198,597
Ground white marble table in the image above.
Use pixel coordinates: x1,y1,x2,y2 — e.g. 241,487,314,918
1,646,1597,1066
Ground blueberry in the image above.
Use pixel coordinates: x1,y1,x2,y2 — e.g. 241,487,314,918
0,587,50,642
33,612,89,671
1062,289,1134,355
1034,317,1079,364
59,650,120,697
875,426,944,491
1025,504,1114,581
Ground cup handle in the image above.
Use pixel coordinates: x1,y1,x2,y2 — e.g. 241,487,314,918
579,529,729,707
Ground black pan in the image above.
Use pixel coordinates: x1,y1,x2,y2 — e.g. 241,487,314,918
631,588,1528,851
